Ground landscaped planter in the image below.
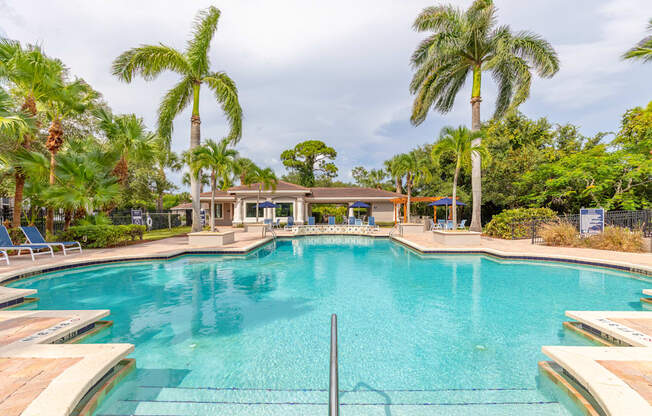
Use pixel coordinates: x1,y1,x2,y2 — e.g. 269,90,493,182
188,231,235,246
399,223,425,235
432,230,481,246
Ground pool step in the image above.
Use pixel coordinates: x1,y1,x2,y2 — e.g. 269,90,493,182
96,385,562,415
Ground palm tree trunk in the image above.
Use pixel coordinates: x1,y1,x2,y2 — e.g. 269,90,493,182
469,65,483,232
452,162,460,230
12,173,25,228
256,187,260,223
406,175,412,223
46,152,56,234
210,172,216,231
190,83,202,232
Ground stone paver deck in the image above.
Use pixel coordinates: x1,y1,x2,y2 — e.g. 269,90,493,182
0,310,109,351
566,311,652,347
0,287,36,308
542,346,652,416
0,343,133,416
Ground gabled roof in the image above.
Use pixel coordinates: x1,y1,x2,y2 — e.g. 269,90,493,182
308,187,404,199
227,180,310,193
199,190,231,197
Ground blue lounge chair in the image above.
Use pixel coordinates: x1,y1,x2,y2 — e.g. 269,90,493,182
21,226,82,256
263,218,272,226
0,226,53,261
1,249,8,265
437,219,446,229
284,216,294,230
458,219,467,229
274,218,281,228
355,219,362,226
328,216,336,225
368,216,379,230
308,216,315,225
348,216,355,225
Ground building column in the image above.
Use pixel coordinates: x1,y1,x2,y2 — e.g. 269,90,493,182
348,205,354,218
265,198,273,221
233,198,243,225
296,198,305,225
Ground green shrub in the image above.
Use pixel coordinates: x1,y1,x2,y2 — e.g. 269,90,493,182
485,208,558,239
56,224,145,248
75,213,112,226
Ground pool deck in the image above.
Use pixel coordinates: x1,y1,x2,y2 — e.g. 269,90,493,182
542,346,652,416
1,227,652,415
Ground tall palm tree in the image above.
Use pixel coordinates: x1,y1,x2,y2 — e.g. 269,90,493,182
234,157,258,185
384,156,404,194
152,135,182,211
243,166,278,223
394,152,431,223
623,19,652,62
96,110,155,184
43,79,98,233
0,39,63,227
189,138,238,231
112,6,243,232
432,126,488,228
410,0,559,231
0,87,33,134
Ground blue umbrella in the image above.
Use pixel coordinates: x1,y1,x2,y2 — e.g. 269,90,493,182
427,197,466,206
258,201,277,208
350,201,370,208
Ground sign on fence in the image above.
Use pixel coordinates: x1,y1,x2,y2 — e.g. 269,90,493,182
580,208,604,235
200,209,206,227
131,209,143,225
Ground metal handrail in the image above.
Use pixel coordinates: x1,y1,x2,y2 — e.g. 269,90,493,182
329,314,339,416
388,223,399,237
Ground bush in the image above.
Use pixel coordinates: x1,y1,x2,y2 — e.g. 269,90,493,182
76,213,112,226
56,224,145,248
540,222,580,247
585,226,645,252
485,208,558,239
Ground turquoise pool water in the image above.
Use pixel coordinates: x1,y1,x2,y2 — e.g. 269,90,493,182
9,236,651,415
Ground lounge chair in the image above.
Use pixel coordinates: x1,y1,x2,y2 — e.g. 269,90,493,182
0,225,53,261
328,216,336,225
458,219,467,229
348,216,355,225
368,216,379,231
21,226,82,256
428,219,441,230
1,249,8,265
274,218,281,228
308,216,315,226
355,219,363,226
284,216,294,230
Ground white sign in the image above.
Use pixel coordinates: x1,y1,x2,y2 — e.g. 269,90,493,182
580,208,604,235
131,209,143,225
200,209,206,227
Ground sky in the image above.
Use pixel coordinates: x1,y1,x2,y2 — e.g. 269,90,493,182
1,0,651,188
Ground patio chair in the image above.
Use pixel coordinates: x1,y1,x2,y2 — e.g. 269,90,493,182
429,219,442,230
308,216,315,226
21,226,82,256
355,219,363,226
1,249,8,265
348,216,355,225
284,216,295,230
263,218,272,226
328,216,336,225
458,219,467,229
368,216,379,231
0,225,53,261
274,218,281,228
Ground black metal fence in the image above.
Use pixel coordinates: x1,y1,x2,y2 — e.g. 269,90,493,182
0,208,184,235
509,210,652,245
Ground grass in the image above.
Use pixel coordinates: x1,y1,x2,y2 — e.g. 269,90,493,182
142,226,192,241
540,222,645,252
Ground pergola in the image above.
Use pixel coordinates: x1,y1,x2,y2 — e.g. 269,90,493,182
390,196,447,224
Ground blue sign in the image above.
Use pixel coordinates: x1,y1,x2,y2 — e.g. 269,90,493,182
200,209,206,227
131,209,143,226
580,208,604,235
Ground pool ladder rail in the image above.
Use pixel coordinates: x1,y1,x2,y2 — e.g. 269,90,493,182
329,313,339,416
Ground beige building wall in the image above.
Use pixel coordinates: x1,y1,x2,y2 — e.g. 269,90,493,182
372,201,394,223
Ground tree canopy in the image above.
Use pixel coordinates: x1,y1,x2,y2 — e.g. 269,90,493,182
280,140,338,187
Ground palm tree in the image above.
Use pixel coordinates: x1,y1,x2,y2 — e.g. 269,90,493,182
112,6,243,232
189,138,238,231
623,19,652,62
410,0,559,231
384,156,404,194
234,157,258,185
96,110,155,184
152,135,182,211
243,166,278,223
43,79,98,233
432,126,488,228
0,87,33,134
394,152,431,222
0,39,63,227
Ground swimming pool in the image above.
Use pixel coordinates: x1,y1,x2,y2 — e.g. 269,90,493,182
9,236,650,415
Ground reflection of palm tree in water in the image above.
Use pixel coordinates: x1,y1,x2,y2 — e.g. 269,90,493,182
340,382,393,416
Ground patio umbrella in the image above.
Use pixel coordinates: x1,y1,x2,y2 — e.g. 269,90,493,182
257,201,276,208
428,198,466,221
349,201,370,218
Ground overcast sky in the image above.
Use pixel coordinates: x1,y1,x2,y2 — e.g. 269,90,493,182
1,0,651,187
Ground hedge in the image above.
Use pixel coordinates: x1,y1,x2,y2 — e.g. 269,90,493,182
485,208,558,239
55,224,146,248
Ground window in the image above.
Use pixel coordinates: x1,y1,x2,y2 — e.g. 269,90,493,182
246,203,264,218
213,203,223,219
275,203,293,218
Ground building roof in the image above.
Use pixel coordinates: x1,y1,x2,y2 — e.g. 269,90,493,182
308,187,404,199
170,202,192,210
199,190,231,198
227,180,310,193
